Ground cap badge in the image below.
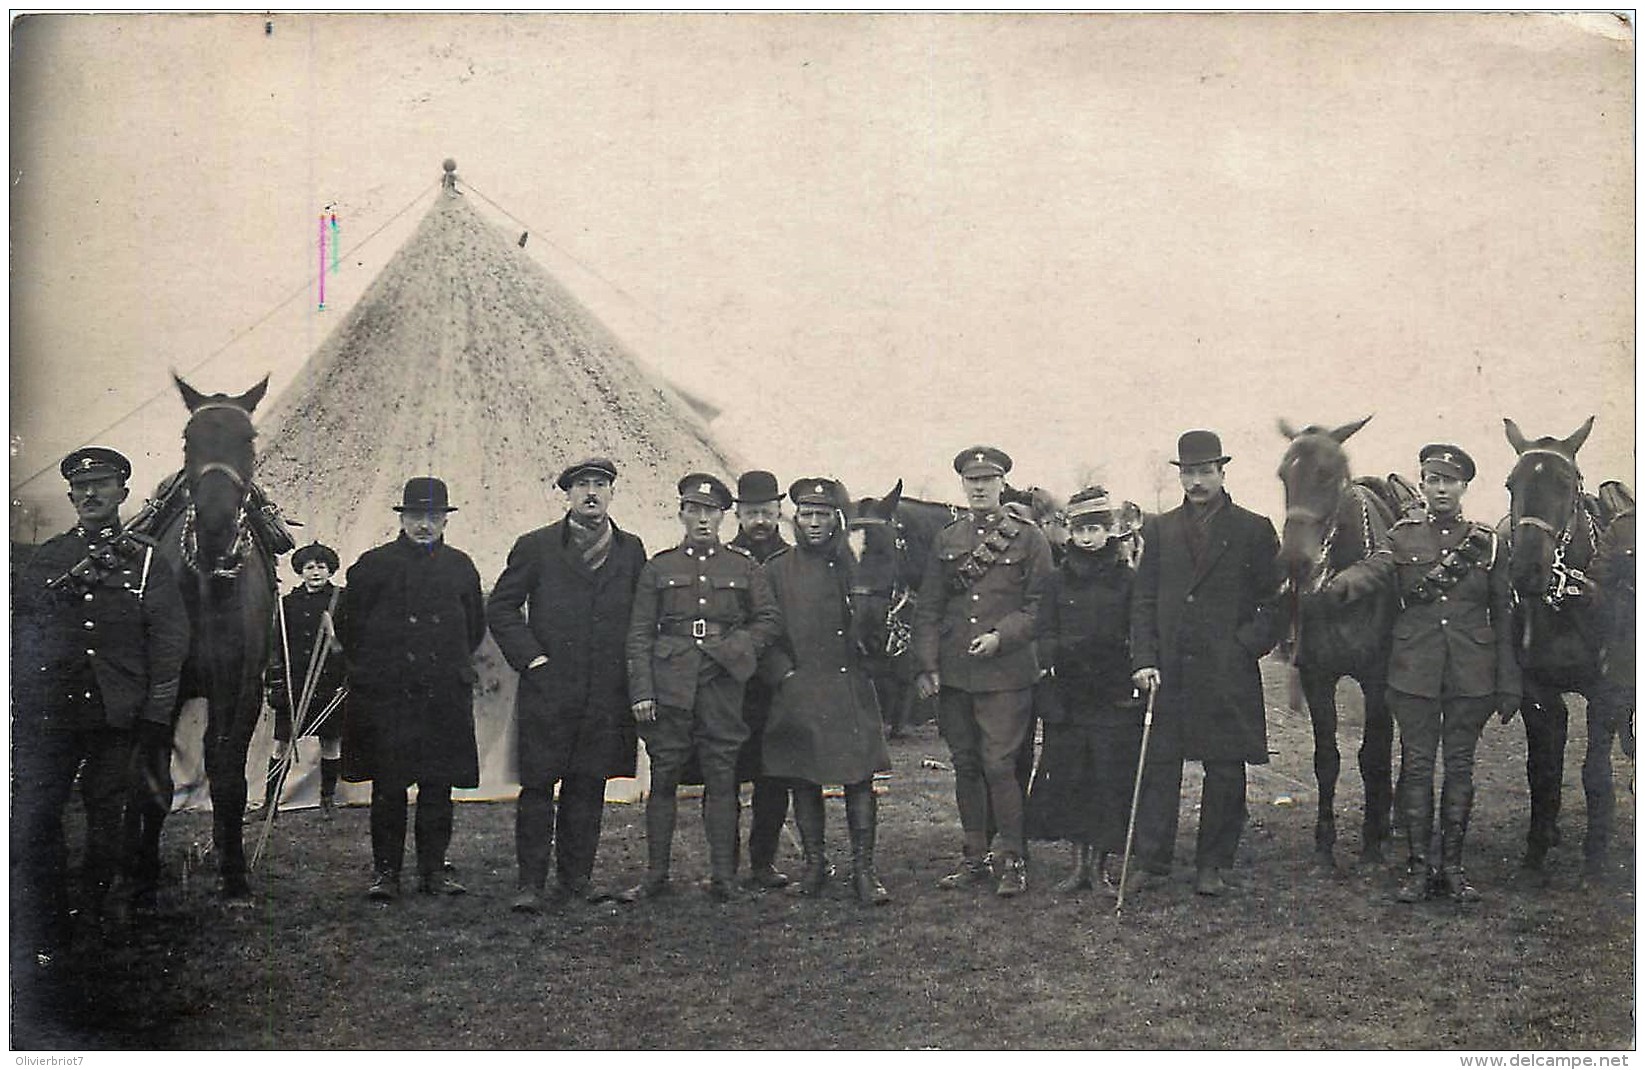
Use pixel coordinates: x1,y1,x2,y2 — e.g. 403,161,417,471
699,482,712,495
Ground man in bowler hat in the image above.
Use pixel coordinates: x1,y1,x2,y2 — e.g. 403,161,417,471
1128,430,1283,898
337,477,486,900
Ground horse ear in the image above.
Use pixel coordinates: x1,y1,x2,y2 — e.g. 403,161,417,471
1503,417,1530,455
1562,415,1595,456
236,375,271,414
1277,418,1301,441
173,371,209,413
881,479,903,515
1329,414,1373,444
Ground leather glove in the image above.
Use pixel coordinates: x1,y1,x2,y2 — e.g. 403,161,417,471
1326,570,1374,604
1496,692,1522,724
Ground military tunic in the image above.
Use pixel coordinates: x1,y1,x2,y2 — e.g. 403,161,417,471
12,524,190,949
625,540,781,780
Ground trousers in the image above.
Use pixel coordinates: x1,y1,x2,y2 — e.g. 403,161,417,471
937,687,1034,858
370,779,454,876
516,775,607,891
1131,757,1247,872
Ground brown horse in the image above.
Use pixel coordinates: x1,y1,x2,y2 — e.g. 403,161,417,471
129,375,277,902
1276,416,1399,865
1501,416,1626,873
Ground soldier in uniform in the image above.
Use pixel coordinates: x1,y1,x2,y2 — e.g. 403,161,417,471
264,541,347,815
1330,444,1520,902
913,446,1056,898
758,477,893,904
11,447,189,960
727,470,795,888
621,474,781,902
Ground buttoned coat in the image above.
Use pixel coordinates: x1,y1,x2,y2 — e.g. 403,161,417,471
337,535,486,786
757,536,890,784
912,504,1055,693
1337,514,1519,701
486,517,647,784
626,541,781,711
14,527,190,729
1034,548,1139,724
1130,495,1283,764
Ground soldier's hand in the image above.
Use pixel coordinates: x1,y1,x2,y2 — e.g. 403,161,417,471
1496,692,1522,723
631,700,657,724
915,672,941,701
1132,667,1161,692
967,632,1001,658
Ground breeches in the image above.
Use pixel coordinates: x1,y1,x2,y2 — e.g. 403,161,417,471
1387,691,1492,855
937,687,1034,858
641,674,748,788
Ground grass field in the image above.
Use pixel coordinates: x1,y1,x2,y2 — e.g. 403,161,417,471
11,661,1636,1050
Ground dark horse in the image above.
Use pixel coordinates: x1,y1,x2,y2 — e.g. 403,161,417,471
130,375,277,902
1275,416,1399,865
1501,416,1625,873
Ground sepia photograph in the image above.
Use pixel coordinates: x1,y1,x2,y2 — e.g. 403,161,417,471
7,11,1635,1052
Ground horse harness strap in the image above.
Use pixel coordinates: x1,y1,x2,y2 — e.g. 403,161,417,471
949,509,1029,594
1508,446,1598,611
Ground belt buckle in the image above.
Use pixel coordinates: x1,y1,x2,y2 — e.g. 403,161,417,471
691,619,707,639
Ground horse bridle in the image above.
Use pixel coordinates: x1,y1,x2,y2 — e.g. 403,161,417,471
847,515,914,658
1282,478,1372,596
180,402,256,579
1506,447,1596,610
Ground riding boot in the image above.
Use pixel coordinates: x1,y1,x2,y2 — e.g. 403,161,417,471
1054,843,1095,894
787,785,829,897
703,777,740,900
844,781,890,905
1439,783,1481,903
619,785,678,903
320,758,340,813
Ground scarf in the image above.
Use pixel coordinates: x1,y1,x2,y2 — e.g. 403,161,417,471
566,512,613,572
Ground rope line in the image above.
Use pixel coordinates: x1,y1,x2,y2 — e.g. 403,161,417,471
11,178,441,496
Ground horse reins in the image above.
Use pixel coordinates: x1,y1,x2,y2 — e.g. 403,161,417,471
1506,447,1598,612
180,402,257,579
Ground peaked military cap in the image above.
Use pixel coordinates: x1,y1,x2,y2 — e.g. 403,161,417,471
556,457,618,491
954,445,1012,478
60,446,132,484
1171,430,1231,467
678,473,733,510
1419,444,1475,482
1066,485,1116,523
789,477,845,509
734,470,784,504
291,541,341,574
393,477,458,513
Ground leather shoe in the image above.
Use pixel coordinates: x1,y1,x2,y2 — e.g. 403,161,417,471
743,864,790,890
995,857,1028,899
419,874,467,896
1440,868,1481,904
616,876,671,904
706,877,741,902
936,857,992,890
557,878,609,904
367,871,400,901
510,889,543,915
1194,868,1228,897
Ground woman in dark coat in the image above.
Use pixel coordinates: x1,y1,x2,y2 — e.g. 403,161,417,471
1025,487,1143,892
337,479,486,899
486,458,648,910
759,478,892,904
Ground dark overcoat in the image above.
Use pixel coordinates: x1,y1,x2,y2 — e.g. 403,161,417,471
486,517,647,784
758,535,890,785
337,534,486,786
1034,547,1140,724
1130,495,1283,764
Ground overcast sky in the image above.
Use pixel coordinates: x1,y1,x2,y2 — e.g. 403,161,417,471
10,13,1634,537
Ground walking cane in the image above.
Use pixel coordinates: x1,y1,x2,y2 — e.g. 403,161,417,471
1115,679,1158,916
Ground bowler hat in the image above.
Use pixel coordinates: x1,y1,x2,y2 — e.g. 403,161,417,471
1170,430,1231,468
392,477,458,513
734,471,784,504
789,477,845,509
291,542,341,575
678,473,733,511
60,446,132,484
1419,444,1475,483
556,457,618,491
954,446,1013,478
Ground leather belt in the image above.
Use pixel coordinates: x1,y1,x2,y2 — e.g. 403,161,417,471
659,618,729,639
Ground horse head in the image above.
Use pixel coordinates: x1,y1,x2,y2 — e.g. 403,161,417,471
1503,416,1595,600
846,480,904,655
1276,415,1372,582
175,372,268,568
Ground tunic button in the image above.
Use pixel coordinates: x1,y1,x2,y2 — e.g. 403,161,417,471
1439,595,1447,602
699,576,706,582
971,594,980,601
968,617,978,624
86,648,95,656
699,597,708,605
84,621,95,629
836,630,844,637
1186,594,1195,603
839,666,848,673
83,593,94,602
408,615,419,624
1439,618,1448,626
84,691,93,700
